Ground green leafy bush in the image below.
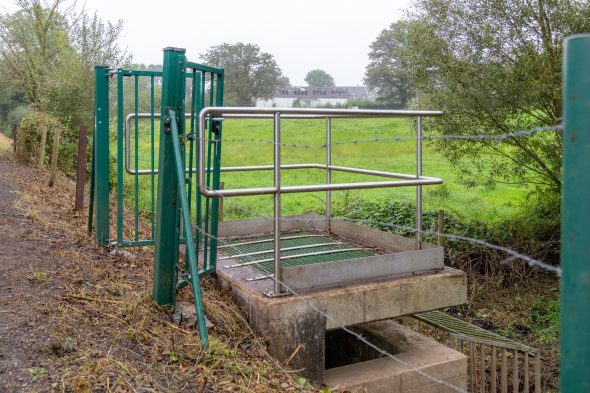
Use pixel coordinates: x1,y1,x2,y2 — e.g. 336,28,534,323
15,112,59,164
332,194,559,281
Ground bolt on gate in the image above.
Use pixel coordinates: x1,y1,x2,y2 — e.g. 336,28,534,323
89,47,225,347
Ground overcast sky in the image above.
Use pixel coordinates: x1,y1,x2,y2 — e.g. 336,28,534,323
0,0,411,86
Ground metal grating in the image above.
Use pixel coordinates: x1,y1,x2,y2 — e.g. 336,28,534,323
220,231,376,274
413,310,537,353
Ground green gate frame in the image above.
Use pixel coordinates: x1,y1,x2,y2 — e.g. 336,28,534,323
88,47,224,348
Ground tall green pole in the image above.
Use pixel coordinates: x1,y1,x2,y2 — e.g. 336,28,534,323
561,34,590,392
94,66,110,245
153,48,186,306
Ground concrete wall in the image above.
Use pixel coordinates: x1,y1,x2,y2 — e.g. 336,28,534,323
325,320,468,393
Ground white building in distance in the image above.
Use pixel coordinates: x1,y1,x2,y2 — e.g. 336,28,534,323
256,86,370,107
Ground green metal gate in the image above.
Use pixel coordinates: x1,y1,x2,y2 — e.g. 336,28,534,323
89,48,224,347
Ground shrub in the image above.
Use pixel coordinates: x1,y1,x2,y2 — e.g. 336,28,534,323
15,112,59,164
332,195,559,281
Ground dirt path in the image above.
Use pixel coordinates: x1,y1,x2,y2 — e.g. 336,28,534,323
0,145,69,390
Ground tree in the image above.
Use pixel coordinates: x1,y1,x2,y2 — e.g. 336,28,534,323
304,69,334,87
0,81,27,127
0,0,128,172
278,75,290,86
0,1,128,125
42,11,130,131
200,42,282,106
365,20,415,108
367,0,590,193
0,0,71,108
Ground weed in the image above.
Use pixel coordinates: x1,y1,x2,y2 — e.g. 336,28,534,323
32,271,50,283
529,297,559,344
28,367,46,381
427,183,451,200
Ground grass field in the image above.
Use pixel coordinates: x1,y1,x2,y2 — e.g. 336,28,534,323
121,117,527,224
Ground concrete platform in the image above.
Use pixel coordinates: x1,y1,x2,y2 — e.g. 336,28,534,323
325,320,467,393
214,214,467,384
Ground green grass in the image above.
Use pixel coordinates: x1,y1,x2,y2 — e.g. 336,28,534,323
120,117,527,224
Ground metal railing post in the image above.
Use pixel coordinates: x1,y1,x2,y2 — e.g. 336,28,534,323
94,65,110,245
153,47,186,306
561,33,590,392
326,117,332,232
273,112,283,295
416,116,423,249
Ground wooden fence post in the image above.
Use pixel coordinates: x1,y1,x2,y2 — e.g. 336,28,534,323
12,123,17,152
75,125,88,210
437,209,445,247
38,124,48,166
48,123,62,187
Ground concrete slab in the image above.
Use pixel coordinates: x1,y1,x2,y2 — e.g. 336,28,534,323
324,320,467,393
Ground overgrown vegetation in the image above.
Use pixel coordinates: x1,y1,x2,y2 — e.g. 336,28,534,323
332,195,560,278
366,0,590,196
0,0,129,172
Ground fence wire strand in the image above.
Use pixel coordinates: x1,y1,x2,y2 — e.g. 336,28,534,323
219,197,561,277
216,125,562,149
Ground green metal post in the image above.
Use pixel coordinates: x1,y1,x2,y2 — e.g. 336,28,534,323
94,66,110,245
116,70,124,245
153,48,186,306
208,73,224,269
561,33,590,392
168,109,209,348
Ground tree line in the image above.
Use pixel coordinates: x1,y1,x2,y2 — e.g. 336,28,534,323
2,0,588,200
364,0,590,196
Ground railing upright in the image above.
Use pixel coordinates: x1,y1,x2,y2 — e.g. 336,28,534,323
208,72,224,272
416,116,423,249
273,112,282,295
326,117,332,232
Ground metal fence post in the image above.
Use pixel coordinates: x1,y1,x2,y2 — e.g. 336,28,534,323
153,47,186,306
326,117,332,232
561,33,590,392
416,116,423,249
273,112,282,295
94,66,110,245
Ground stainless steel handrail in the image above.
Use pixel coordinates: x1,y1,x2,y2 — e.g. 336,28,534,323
125,112,441,175
196,106,444,296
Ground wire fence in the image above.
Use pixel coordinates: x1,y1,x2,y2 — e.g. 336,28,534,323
217,124,563,149
216,192,561,277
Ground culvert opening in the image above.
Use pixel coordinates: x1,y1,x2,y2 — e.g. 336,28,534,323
325,326,403,369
